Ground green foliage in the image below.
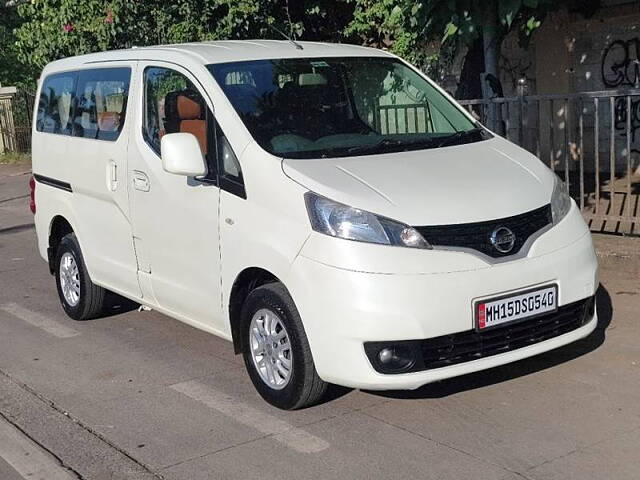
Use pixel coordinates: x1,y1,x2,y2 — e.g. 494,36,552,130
9,0,354,82
0,4,32,88
352,1,599,65
13,0,273,69
346,0,557,61
1,0,599,90
346,0,449,76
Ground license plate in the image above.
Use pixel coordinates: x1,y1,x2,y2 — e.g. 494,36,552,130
475,285,558,331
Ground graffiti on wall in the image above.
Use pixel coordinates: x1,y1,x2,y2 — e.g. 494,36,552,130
601,37,640,154
613,96,640,139
601,38,640,88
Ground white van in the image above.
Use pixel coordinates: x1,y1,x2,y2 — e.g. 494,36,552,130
31,41,598,409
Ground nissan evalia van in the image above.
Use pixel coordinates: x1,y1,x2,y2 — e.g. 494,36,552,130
31,40,598,409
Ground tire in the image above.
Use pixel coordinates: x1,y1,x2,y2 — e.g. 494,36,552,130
54,233,106,320
241,282,328,410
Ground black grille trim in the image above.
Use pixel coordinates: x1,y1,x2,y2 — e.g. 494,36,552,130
414,205,552,258
364,296,594,374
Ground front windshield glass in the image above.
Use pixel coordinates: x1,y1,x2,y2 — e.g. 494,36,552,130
208,57,487,159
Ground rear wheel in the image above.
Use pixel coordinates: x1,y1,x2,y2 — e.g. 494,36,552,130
241,283,327,410
54,233,106,320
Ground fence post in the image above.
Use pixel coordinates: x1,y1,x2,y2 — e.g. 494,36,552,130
481,73,504,134
517,78,527,148
0,86,18,154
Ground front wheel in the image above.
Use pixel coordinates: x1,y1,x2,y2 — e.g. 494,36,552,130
241,283,328,410
54,233,106,320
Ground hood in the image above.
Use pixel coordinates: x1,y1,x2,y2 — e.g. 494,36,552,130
282,137,555,226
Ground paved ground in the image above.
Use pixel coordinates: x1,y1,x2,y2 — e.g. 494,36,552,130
1,166,639,480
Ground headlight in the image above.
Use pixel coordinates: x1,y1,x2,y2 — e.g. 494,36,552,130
305,192,431,249
550,175,571,224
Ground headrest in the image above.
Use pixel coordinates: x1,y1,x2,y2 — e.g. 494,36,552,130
298,73,327,86
97,112,120,132
177,95,202,120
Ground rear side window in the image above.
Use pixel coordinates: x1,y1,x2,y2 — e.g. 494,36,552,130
36,73,76,135
73,68,130,141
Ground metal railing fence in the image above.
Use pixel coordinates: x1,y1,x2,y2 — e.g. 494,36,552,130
375,90,640,235
457,90,640,234
0,91,34,154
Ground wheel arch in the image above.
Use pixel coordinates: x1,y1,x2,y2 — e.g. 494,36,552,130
47,215,75,274
228,267,283,354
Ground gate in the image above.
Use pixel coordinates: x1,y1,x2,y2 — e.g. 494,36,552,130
458,90,640,235
0,89,35,154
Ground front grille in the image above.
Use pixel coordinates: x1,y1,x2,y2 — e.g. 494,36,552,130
364,297,594,374
414,205,552,258
419,297,594,370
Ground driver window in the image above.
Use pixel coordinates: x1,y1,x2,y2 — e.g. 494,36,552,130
143,67,214,179
143,66,245,196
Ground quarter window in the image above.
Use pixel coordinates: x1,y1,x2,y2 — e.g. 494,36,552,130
215,121,245,198
73,68,130,141
36,73,76,135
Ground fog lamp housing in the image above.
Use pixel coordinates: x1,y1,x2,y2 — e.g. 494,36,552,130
364,341,421,374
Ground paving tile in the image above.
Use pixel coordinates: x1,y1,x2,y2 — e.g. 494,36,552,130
163,411,510,480
66,384,262,469
361,343,640,473
527,427,640,480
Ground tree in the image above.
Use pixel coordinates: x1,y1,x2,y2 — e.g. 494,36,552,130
0,2,31,88
7,0,601,100
347,0,601,98
12,0,355,86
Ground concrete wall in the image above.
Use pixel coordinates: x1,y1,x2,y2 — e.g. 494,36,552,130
499,1,640,96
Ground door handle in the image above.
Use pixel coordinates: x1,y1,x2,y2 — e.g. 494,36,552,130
133,171,150,192
108,160,118,191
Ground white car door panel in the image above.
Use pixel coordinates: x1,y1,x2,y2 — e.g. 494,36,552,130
69,64,141,298
128,61,223,328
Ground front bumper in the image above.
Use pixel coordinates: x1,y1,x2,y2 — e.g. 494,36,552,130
286,204,598,390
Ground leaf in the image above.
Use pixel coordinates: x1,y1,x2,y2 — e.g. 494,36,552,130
525,15,542,32
442,21,458,43
498,0,522,28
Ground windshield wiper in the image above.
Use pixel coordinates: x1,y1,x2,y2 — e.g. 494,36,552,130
312,129,484,158
345,138,406,155
435,127,484,148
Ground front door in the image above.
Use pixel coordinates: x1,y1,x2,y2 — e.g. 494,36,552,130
128,62,223,331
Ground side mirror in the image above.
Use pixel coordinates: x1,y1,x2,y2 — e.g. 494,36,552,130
160,133,207,177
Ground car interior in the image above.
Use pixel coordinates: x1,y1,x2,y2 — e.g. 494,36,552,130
163,90,208,154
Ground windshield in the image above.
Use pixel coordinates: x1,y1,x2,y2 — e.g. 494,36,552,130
208,57,487,159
